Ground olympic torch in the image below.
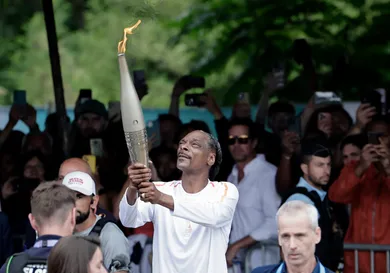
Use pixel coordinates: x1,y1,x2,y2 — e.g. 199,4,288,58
117,20,149,166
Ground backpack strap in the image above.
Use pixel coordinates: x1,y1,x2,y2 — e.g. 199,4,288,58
5,252,44,273
89,216,115,237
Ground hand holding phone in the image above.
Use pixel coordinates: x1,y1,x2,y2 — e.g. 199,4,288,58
184,94,206,107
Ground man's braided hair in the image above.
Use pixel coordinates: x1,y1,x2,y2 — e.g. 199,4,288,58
206,133,222,180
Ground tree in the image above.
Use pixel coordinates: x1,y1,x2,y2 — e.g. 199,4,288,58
0,0,201,107
172,0,390,104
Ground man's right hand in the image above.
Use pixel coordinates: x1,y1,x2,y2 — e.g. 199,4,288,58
281,131,300,158
355,144,379,177
127,163,152,190
356,103,376,129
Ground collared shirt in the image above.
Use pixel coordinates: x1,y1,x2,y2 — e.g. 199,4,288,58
251,258,333,273
228,154,280,243
0,234,61,273
285,177,327,207
228,154,280,267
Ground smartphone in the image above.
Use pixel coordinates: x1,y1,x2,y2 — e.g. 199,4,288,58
272,61,285,89
146,120,161,149
180,75,206,90
367,132,383,145
314,91,342,105
90,138,103,157
82,155,97,174
184,94,206,107
79,89,92,104
238,92,249,103
13,90,26,105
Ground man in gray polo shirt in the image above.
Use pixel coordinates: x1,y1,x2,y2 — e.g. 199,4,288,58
62,171,130,273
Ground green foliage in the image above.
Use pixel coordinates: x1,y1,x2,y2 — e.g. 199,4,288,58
1,0,390,107
0,0,199,107
173,0,390,104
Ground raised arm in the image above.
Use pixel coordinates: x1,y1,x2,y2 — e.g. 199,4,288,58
328,145,377,204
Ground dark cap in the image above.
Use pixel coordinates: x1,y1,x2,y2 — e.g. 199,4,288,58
75,99,108,120
301,137,331,158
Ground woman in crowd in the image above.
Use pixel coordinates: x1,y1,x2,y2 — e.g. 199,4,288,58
47,236,107,273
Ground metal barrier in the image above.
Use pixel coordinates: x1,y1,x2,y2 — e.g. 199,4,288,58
244,240,279,273
343,243,390,273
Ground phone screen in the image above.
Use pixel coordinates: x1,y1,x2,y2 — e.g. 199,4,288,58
90,139,103,157
13,90,26,105
367,132,383,145
238,92,249,103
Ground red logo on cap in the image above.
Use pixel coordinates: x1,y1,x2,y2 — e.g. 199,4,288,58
69,178,83,185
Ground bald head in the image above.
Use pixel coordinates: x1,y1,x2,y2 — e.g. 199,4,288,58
58,158,92,181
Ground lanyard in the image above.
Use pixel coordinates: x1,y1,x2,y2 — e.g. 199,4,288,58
276,262,326,273
33,239,59,248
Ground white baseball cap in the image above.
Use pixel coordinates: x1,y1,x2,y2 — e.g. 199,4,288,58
62,171,96,196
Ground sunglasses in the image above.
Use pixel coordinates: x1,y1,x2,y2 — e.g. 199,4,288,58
228,135,250,145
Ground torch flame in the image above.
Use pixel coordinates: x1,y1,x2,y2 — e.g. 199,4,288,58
118,20,142,54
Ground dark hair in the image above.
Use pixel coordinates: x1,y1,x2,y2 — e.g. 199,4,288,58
365,115,390,132
31,182,76,227
300,135,331,164
303,104,353,138
340,134,367,151
187,120,211,134
206,133,223,180
227,118,256,139
47,236,101,273
268,101,295,116
18,151,49,180
149,146,177,163
158,114,182,126
175,120,211,144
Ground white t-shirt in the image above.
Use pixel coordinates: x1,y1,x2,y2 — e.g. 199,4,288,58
119,180,239,273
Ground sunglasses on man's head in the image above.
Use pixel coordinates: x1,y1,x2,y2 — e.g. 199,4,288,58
228,135,250,145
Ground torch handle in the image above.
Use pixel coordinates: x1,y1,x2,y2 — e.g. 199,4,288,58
124,129,149,166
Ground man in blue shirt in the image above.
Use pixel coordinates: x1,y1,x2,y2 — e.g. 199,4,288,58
252,200,334,273
0,182,76,273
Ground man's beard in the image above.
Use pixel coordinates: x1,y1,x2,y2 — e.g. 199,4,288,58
76,209,90,224
308,174,328,188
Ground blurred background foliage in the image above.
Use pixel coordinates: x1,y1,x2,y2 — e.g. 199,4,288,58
0,0,390,107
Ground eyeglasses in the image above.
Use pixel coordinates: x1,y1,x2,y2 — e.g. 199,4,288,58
228,135,250,145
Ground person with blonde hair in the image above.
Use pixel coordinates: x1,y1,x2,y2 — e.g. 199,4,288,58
252,200,334,273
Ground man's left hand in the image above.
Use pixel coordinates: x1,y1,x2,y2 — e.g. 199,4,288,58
225,244,240,268
138,181,162,204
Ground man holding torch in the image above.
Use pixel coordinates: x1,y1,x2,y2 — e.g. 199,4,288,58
119,130,239,273
117,21,238,272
